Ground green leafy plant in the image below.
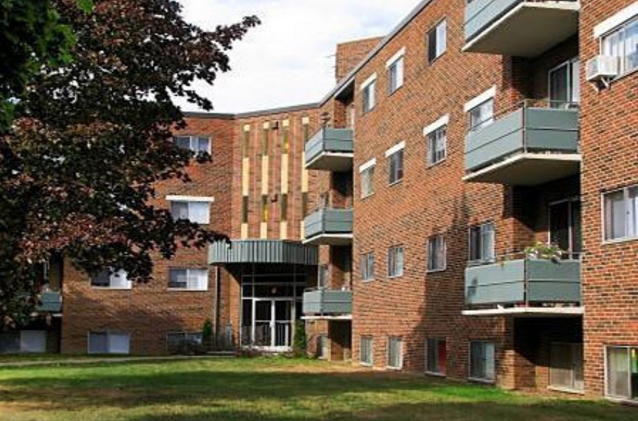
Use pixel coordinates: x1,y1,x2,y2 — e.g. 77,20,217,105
524,242,564,261
202,319,213,351
292,321,307,358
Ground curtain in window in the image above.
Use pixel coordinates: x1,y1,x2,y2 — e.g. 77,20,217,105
605,191,626,240
481,224,495,261
189,270,208,291
624,20,638,72
110,270,130,289
437,20,447,56
189,202,210,224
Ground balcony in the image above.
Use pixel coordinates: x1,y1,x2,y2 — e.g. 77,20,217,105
303,208,353,246
305,128,354,172
465,257,581,315
36,292,62,313
464,0,580,57
464,100,580,186
303,289,353,319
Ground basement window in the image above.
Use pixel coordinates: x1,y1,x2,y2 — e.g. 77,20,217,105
360,336,373,366
88,332,130,355
469,341,495,383
606,346,638,402
387,337,403,370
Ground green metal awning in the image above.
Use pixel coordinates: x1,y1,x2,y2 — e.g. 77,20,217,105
209,240,318,266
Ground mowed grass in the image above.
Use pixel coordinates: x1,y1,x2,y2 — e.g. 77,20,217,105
0,357,635,421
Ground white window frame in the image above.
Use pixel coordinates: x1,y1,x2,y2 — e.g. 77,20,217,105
428,19,447,64
360,336,374,366
87,332,130,355
386,142,405,186
604,345,638,402
173,136,212,154
427,235,447,273
469,341,496,383
468,222,496,264
360,252,375,282
168,196,214,225
424,115,449,166
387,245,405,278
360,74,377,114
602,185,638,244
595,4,638,79
387,337,404,370
359,159,377,199
386,48,406,94
168,268,209,291
90,269,132,290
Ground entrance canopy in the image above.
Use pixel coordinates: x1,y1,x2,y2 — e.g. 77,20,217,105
209,240,318,266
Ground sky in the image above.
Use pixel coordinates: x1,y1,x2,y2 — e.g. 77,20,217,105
176,0,419,114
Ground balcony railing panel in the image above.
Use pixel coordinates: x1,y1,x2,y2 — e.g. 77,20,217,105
305,128,354,171
465,258,581,307
304,208,353,244
303,289,353,315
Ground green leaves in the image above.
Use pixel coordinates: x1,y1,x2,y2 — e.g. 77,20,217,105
76,0,94,13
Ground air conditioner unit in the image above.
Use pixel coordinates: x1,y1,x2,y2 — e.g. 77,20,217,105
586,55,618,82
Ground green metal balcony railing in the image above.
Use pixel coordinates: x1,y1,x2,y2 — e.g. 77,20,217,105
304,208,353,245
305,128,354,172
303,289,353,316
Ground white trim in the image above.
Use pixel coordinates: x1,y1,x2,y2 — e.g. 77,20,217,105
385,141,406,158
303,233,353,245
464,86,497,113
423,114,450,136
301,315,353,321
359,73,378,91
462,307,584,317
359,158,377,173
594,2,638,38
166,195,215,203
385,47,407,68
462,153,582,182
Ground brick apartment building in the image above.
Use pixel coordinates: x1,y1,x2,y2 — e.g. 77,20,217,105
1,0,637,404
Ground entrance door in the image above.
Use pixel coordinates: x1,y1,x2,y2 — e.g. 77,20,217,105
250,299,294,350
550,199,582,259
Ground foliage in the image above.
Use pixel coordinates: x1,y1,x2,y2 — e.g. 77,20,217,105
202,318,213,350
524,242,564,261
292,320,307,357
0,0,259,326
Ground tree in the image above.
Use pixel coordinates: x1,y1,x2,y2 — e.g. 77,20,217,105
0,0,75,133
0,0,259,326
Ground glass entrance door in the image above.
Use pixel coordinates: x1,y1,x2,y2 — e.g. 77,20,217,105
249,299,294,350
254,300,272,347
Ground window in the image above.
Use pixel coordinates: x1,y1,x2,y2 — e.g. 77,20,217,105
317,335,328,359
168,268,208,291
242,130,250,158
362,78,377,114
90,269,131,289
88,332,130,355
470,341,495,382
318,264,329,289
606,346,638,401
0,331,46,354
360,162,376,198
174,136,211,154
601,17,638,77
603,186,638,241
468,99,494,131
170,200,211,225
261,195,269,222
469,223,495,263
549,58,580,107
387,337,403,369
387,147,404,185
387,245,405,278
427,235,446,272
241,196,249,224
550,343,584,392
360,252,375,281
166,332,203,353
360,336,373,366
427,126,447,166
280,193,288,222
426,338,447,376
428,20,447,63
387,51,405,94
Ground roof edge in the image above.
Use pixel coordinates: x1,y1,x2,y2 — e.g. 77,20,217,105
183,103,319,121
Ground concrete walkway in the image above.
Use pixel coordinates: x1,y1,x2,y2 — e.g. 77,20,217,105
0,352,237,368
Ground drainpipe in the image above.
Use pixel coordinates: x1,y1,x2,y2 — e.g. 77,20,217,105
214,266,221,347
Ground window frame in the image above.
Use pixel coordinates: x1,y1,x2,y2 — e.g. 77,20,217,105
427,19,447,64
360,252,375,282
602,185,638,244
90,269,131,290
87,331,130,355
468,341,496,383
386,48,406,95
360,75,377,115
169,199,212,225
360,163,376,199
548,342,584,393
427,235,447,273
386,143,405,186
387,245,405,279
468,222,496,265
425,338,447,377
604,345,638,402
387,337,404,370
167,268,209,291
599,15,638,79
173,135,212,155
427,125,447,167
360,336,374,366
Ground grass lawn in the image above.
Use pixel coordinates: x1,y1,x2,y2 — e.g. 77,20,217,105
0,357,635,421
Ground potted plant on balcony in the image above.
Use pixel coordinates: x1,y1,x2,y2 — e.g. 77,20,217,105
524,242,564,262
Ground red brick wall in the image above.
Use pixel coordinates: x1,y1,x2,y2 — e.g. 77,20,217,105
579,0,638,398
336,37,384,83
